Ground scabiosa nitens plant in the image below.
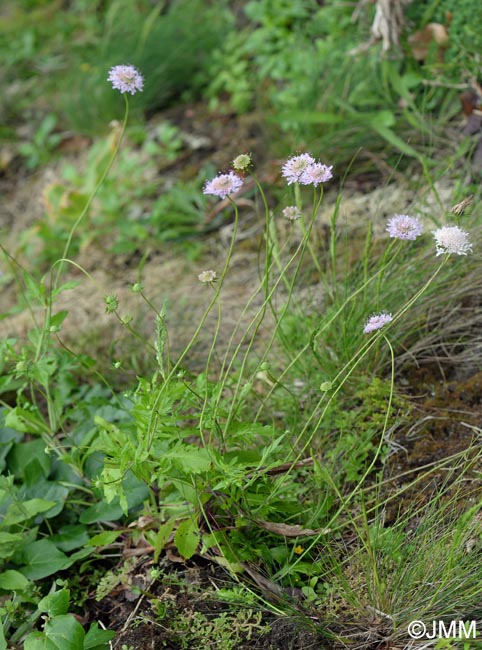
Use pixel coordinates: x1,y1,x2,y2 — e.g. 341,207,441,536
299,162,334,187
108,64,144,95
198,270,217,283
386,214,423,240
433,225,472,256
282,206,302,221
203,172,243,199
363,312,393,334
55,64,144,292
281,153,316,184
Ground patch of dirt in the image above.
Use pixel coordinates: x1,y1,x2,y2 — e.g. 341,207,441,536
384,367,482,524
85,555,325,650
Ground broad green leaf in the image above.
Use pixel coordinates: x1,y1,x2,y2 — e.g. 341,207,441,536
44,614,85,650
2,499,56,526
81,472,148,523
24,632,57,650
8,438,51,480
79,500,123,524
174,518,199,559
0,423,22,473
0,622,6,650
0,532,24,559
20,539,70,580
38,589,70,617
83,622,115,649
0,531,24,546
65,547,93,564
23,459,47,487
51,525,89,552
0,569,31,591
25,481,70,519
88,530,122,547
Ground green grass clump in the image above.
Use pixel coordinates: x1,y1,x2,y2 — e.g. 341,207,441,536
62,0,232,133
1,0,231,136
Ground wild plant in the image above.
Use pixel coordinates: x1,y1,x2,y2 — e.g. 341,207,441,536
1,63,480,648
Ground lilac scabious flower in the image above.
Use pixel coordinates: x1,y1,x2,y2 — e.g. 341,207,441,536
198,270,217,283
386,214,423,240
282,206,301,221
433,225,472,256
203,172,243,199
363,312,393,334
108,64,144,95
299,162,333,187
281,154,315,184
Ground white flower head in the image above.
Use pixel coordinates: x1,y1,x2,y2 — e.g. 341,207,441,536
433,225,472,256
299,162,333,187
198,270,217,283
282,206,301,221
386,214,423,240
203,172,243,199
108,64,144,95
281,154,316,184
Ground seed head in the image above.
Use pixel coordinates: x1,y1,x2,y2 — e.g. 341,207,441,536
232,153,252,171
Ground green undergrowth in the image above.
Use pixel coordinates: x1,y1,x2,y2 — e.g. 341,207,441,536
1,142,481,646
3,0,479,180
1,6,481,644
1,0,230,135
17,122,212,267
205,0,480,169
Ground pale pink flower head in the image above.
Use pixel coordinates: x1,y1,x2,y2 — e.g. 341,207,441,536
433,225,472,256
282,206,301,221
281,154,315,185
108,64,144,95
198,270,217,283
363,312,393,334
386,214,423,240
203,172,243,199
299,162,333,187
